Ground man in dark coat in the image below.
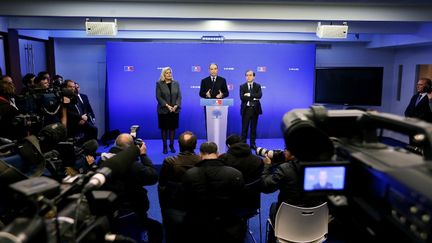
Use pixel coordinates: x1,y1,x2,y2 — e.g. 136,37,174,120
100,133,162,243
158,131,201,243
199,63,229,99
182,142,246,243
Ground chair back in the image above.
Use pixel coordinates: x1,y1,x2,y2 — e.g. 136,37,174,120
275,202,328,243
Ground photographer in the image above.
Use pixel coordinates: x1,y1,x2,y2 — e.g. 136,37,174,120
100,133,162,243
261,121,334,243
0,80,19,140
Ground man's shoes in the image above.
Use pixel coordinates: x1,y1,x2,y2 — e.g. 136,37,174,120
163,145,168,154
169,144,176,153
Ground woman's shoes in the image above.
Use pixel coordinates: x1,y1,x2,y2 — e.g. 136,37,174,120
163,145,168,154
169,144,176,153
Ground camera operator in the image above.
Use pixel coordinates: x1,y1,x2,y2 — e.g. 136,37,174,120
0,80,19,140
100,133,162,243
261,122,334,243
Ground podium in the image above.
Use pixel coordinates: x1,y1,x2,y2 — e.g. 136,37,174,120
200,98,234,153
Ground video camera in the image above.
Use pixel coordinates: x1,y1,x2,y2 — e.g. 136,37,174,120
0,145,141,243
281,106,432,243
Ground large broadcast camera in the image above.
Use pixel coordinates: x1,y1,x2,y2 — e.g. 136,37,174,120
14,87,76,135
0,145,141,243
282,106,432,243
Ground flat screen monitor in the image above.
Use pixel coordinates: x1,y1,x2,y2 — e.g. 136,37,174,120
315,67,383,106
301,162,348,193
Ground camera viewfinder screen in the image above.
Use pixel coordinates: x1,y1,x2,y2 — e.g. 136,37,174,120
303,166,346,191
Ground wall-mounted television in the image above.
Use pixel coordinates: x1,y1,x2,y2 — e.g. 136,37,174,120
315,67,383,106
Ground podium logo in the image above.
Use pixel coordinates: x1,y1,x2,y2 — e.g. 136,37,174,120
212,109,222,119
191,66,201,72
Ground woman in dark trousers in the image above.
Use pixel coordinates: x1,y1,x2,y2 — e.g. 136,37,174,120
156,67,182,154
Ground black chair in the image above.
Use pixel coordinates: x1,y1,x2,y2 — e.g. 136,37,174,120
236,178,262,243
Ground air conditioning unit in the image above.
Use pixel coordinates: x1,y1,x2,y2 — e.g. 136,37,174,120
316,22,348,39
85,19,118,36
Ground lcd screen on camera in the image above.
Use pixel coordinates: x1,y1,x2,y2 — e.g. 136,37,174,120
303,166,346,191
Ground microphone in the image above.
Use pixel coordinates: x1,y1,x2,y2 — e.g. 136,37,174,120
99,145,140,179
82,167,112,193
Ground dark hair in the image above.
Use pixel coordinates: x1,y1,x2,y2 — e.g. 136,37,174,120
226,134,241,147
179,131,197,152
63,79,75,88
34,75,48,85
37,71,50,78
0,80,15,98
53,75,63,81
22,73,36,86
245,70,255,77
200,142,218,154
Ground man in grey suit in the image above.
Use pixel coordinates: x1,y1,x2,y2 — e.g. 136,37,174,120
156,67,182,154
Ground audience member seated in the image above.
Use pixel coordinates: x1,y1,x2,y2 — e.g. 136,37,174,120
182,142,246,243
100,133,162,243
158,131,200,243
219,134,264,216
261,149,325,243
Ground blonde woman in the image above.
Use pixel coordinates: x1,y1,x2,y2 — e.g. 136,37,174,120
156,67,182,154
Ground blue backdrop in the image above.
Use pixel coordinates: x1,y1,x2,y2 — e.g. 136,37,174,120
106,42,316,139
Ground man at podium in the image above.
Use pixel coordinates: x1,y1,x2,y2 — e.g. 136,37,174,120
199,63,229,99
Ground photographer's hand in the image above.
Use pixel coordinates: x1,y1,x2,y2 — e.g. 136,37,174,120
63,96,70,104
138,141,147,155
263,155,272,165
86,155,95,165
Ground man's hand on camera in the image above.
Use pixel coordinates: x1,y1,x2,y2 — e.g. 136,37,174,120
63,96,70,104
263,155,272,165
138,141,147,155
86,155,95,165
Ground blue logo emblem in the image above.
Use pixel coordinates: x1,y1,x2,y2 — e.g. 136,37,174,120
212,110,222,119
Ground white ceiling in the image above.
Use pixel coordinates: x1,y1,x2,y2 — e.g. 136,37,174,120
1,0,432,47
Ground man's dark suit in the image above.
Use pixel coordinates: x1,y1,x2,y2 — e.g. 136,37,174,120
240,82,262,147
199,76,229,98
404,93,432,122
78,93,95,121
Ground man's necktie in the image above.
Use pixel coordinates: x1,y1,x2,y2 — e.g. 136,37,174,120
416,95,423,106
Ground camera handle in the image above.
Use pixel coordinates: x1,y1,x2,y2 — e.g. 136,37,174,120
358,112,432,161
